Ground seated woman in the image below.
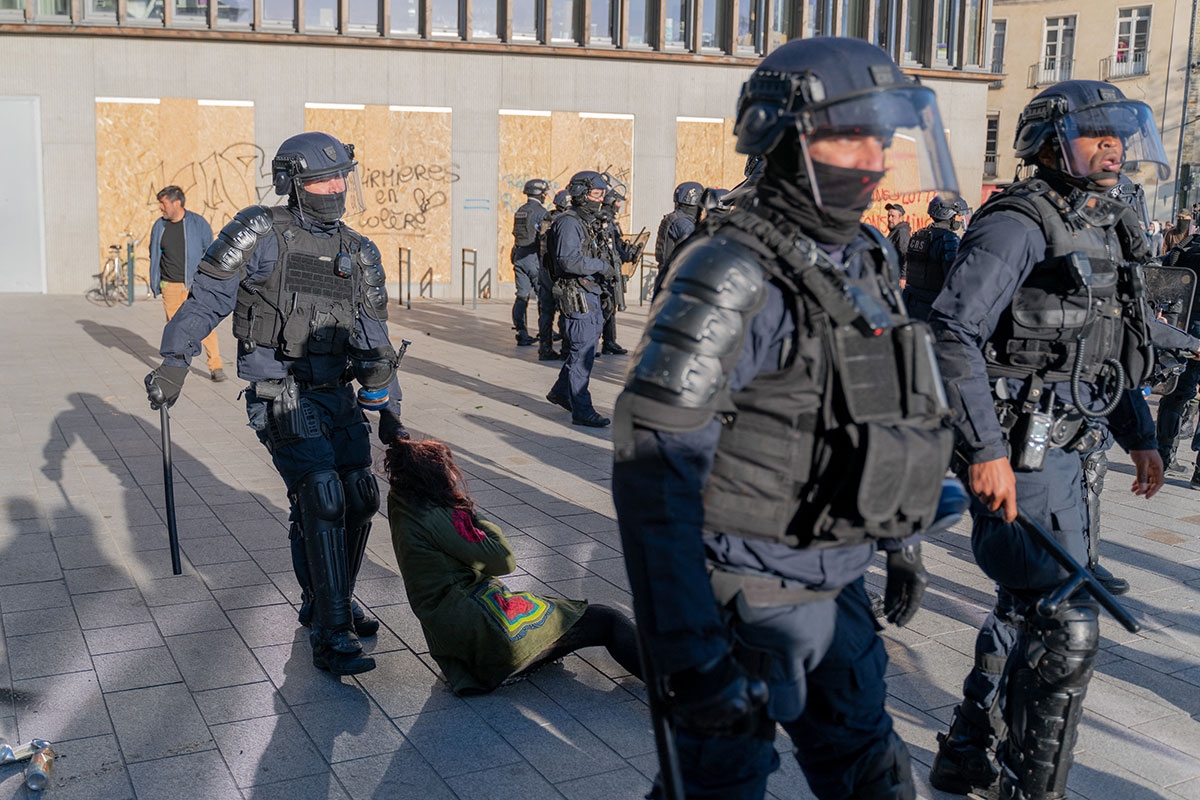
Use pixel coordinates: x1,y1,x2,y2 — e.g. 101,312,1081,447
384,437,643,695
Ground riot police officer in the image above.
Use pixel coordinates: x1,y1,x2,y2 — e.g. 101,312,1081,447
1157,232,1200,482
650,181,703,297
596,187,634,356
902,194,962,321
511,179,549,347
927,81,1167,798
536,190,571,361
545,171,611,428
146,132,409,676
613,37,962,799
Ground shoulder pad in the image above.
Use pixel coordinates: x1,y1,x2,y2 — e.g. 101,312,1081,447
623,233,767,420
198,205,273,279
358,237,383,273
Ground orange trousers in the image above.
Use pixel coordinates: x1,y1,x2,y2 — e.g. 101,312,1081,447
161,281,223,372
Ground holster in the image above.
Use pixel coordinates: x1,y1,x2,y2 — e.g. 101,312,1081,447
553,279,591,316
255,376,318,440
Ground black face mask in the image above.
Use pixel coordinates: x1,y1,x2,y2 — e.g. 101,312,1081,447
298,187,346,223
809,160,886,213
759,140,880,245
576,198,603,216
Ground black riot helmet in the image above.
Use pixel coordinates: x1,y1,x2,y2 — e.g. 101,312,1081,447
1013,80,1170,185
927,195,957,221
673,181,704,207
523,178,549,198
567,171,609,214
733,37,958,212
553,189,571,211
271,132,365,223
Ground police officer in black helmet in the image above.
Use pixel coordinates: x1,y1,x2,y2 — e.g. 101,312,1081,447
536,190,571,360
902,194,963,321
545,171,611,428
927,81,1167,798
613,38,962,799
511,179,549,347
146,132,410,676
650,181,703,297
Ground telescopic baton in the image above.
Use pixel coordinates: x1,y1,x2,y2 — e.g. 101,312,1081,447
1015,509,1138,633
637,631,685,800
145,376,182,575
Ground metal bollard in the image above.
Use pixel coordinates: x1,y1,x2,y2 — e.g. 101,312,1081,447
461,248,478,310
126,240,136,307
398,247,412,310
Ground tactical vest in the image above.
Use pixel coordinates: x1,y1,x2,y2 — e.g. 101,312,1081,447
904,222,957,295
980,178,1151,387
696,211,953,549
232,208,361,359
655,209,691,265
546,210,599,282
512,200,541,248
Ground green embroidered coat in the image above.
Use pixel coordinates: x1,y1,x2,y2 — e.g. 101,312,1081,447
387,492,588,695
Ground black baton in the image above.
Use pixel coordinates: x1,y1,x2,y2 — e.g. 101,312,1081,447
638,631,685,800
1015,510,1139,633
146,375,182,576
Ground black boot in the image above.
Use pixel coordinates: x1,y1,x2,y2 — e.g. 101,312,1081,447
929,706,999,794
1091,562,1130,595
302,524,375,675
310,626,375,676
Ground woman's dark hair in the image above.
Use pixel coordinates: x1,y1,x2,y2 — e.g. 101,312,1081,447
384,438,473,511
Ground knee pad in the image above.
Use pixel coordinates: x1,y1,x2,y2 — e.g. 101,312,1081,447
342,466,380,531
295,470,346,528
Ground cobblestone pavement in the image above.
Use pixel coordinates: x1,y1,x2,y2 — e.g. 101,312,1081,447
0,294,1198,799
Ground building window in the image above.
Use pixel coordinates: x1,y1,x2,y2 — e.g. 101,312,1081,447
904,0,929,65
35,0,71,18
802,0,832,38
549,0,575,41
511,0,538,38
627,0,648,44
842,0,867,39
473,0,498,37
1110,5,1151,78
126,0,162,22
665,0,689,47
390,0,418,32
347,0,379,31
1036,15,1075,85
990,18,1005,73
217,0,252,26
984,114,999,179
431,0,460,35
737,0,763,53
307,0,338,30
590,0,614,44
962,0,984,66
935,0,957,64
876,0,900,56
262,0,293,26
769,0,791,48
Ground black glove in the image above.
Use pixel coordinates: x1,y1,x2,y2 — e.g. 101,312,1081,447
884,544,928,627
377,409,410,444
668,653,768,737
145,364,188,410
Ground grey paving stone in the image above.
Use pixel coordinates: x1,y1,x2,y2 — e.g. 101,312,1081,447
194,681,287,726
557,767,658,800
127,748,242,800
71,587,152,630
211,583,289,611
62,565,135,595
166,627,269,691
0,580,71,613
32,733,133,800
395,706,522,778
196,559,271,590
354,649,461,719
371,603,426,653
106,682,214,763
2,605,79,637
241,773,353,800
442,761,565,799
82,622,164,655
211,713,328,788
254,642,370,706
93,646,183,692
349,576,408,608
150,600,232,637
331,748,458,800
227,604,307,648
13,671,112,743
183,534,252,566
7,626,92,680
292,696,407,763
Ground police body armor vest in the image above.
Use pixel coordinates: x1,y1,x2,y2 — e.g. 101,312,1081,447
232,207,361,359
619,207,952,550
655,209,690,265
512,200,540,248
980,178,1150,387
547,210,598,282
904,223,957,295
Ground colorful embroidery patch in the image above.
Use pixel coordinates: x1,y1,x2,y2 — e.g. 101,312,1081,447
472,583,555,641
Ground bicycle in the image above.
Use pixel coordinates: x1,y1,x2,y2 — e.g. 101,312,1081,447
87,233,149,306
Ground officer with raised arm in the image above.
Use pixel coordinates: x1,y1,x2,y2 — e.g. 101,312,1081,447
927,81,1167,798
613,37,962,799
146,132,409,677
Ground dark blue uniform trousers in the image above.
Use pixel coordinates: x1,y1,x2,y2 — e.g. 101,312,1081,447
511,252,540,337
550,298,603,418
668,580,899,800
1156,319,1200,457
536,269,558,351
954,447,1089,739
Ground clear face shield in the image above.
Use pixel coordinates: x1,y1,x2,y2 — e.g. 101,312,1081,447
797,85,960,211
1054,100,1170,184
294,162,366,222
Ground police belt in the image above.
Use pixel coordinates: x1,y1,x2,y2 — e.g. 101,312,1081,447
994,398,1093,453
708,565,841,608
252,376,347,398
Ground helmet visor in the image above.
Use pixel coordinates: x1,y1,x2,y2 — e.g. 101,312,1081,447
295,162,366,220
798,85,959,209
1054,100,1169,183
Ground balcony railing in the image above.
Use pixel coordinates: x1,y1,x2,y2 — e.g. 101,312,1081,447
989,59,1004,88
1101,50,1149,81
1028,59,1074,88
983,154,998,179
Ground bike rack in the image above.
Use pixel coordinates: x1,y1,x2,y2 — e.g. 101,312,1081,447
398,247,412,310
126,240,136,307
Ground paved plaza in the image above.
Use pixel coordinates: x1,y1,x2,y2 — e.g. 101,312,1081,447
0,293,1199,799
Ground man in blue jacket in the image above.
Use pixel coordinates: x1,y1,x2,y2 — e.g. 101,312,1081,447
149,186,222,380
